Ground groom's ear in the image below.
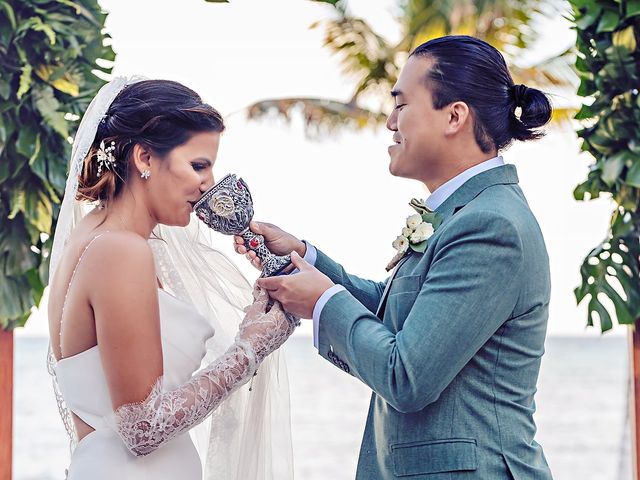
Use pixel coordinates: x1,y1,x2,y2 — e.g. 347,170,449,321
444,101,471,137
131,143,153,176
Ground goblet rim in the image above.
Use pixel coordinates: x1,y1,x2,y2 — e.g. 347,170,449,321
192,173,238,210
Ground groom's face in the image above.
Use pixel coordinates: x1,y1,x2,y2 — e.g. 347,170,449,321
386,56,450,184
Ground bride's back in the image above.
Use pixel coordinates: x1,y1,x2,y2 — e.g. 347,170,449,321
48,213,162,444
48,213,115,362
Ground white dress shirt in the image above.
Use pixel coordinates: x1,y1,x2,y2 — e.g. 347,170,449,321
307,155,505,349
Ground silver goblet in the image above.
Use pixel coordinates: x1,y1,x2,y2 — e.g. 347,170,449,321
193,174,292,277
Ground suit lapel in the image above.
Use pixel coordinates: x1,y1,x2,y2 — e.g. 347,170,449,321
375,254,412,318
434,164,519,220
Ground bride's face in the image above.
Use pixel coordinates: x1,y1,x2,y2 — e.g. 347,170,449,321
148,131,220,227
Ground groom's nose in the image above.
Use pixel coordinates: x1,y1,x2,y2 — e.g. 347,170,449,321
386,108,398,131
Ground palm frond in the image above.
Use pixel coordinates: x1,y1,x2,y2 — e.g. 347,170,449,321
400,0,552,52
511,47,578,91
246,97,387,137
315,17,397,80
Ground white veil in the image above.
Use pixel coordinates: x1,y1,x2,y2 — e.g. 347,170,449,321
47,76,294,479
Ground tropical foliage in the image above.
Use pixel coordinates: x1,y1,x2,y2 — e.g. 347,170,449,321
571,0,640,332
246,0,577,136
0,0,114,329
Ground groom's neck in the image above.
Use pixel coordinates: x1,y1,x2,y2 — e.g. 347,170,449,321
421,141,497,193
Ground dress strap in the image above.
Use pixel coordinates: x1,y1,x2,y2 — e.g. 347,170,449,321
58,231,110,359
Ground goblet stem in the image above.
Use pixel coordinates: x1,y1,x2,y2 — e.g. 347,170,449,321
240,229,291,277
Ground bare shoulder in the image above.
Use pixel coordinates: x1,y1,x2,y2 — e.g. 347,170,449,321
81,230,159,327
90,229,154,261
85,230,156,284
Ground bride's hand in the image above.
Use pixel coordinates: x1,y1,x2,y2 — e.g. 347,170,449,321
233,221,306,270
237,286,295,361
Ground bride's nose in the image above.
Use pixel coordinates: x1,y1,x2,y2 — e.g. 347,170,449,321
201,173,215,193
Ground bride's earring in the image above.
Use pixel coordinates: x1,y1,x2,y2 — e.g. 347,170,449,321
141,169,151,180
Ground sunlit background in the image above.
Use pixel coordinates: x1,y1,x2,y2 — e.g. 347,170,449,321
19,0,620,338
14,1,631,479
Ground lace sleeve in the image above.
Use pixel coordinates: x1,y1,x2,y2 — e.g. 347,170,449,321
112,289,294,457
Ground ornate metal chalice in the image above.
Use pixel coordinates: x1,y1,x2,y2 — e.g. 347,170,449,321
193,174,292,277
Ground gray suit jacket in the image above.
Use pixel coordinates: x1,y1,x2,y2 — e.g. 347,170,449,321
315,165,552,479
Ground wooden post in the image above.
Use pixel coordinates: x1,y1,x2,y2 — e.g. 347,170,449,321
631,324,640,480
0,328,13,480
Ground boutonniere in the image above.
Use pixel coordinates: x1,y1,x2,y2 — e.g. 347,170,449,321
386,198,443,272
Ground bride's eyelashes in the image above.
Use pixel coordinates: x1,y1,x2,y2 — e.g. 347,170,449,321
191,162,208,171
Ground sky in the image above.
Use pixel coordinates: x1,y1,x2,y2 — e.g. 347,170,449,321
21,0,621,337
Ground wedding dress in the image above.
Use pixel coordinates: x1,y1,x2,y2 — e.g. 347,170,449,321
52,286,214,479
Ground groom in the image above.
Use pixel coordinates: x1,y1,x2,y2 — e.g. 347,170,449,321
237,36,552,479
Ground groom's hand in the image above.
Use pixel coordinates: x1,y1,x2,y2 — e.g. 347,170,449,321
256,251,333,319
233,221,306,270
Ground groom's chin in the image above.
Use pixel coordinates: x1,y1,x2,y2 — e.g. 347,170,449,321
388,158,403,178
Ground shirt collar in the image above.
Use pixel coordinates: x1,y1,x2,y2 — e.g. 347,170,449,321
424,156,505,210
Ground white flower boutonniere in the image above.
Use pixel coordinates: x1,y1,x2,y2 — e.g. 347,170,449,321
410,221,434,243
406,214,422,230
392,235,409,253
386,198,442,272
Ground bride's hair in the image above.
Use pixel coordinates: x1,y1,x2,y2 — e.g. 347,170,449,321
411,35,552,153
77,80,225,203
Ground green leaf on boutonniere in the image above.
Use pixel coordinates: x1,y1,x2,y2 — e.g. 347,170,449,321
410,240,428,253
410,198,431,215
421,212,443,230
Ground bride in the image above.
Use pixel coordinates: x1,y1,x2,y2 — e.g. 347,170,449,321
46,76,296,479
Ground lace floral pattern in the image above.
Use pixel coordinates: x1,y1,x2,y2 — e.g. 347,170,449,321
112,289,295,456
114,342,254,456
47,347,78,451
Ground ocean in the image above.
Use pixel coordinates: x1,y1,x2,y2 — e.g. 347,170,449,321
12,335,630,479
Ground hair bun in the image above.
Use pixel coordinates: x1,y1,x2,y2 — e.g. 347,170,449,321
510,84,552,141
511,84,529,107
